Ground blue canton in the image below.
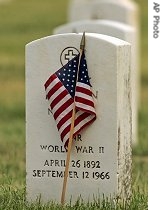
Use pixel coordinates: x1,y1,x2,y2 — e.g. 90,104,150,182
56,53,91,98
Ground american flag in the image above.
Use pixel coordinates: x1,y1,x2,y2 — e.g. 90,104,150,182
44,52,96,149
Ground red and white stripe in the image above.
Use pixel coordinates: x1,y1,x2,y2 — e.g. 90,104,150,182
45,74,96,149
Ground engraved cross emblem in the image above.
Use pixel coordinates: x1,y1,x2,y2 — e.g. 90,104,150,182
65,50,77,62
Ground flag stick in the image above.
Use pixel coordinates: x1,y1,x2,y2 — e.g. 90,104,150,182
61,32,85,205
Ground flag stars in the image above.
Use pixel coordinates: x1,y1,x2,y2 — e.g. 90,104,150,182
45,53,95,148
55,53,91,97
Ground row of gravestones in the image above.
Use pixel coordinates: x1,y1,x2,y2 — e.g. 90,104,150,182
26,0,139,204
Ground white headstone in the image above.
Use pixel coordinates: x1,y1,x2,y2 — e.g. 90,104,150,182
54,20,138,144
68,0,140,110
26,33,132,204
68,0,139,27
54,20,134,38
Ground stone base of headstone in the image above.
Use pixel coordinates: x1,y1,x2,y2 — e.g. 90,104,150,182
26,33,132,204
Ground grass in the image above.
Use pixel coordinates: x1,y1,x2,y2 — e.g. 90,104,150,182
0,0,147,209
0,188,147,210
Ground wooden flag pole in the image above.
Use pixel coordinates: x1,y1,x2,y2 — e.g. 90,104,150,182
61,106,76,205
61,32,85,205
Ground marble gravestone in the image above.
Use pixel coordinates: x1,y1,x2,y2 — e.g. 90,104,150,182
68,0,140,117
26,33,132,203
54,20,138,144
68,0,139,27
68,0,94,23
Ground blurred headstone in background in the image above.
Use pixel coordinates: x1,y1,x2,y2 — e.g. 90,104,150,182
26,33,132,203
67,0,140,145
68,0,139,26
54,20,138,144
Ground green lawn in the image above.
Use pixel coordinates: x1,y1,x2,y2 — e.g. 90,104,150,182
0,0,147,209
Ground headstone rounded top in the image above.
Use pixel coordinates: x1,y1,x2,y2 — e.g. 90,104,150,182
68,0,138,26
92,0,137,10
26,33,130,49
54,20,135,36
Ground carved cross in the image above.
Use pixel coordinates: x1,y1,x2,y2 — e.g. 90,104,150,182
65,50,77,62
